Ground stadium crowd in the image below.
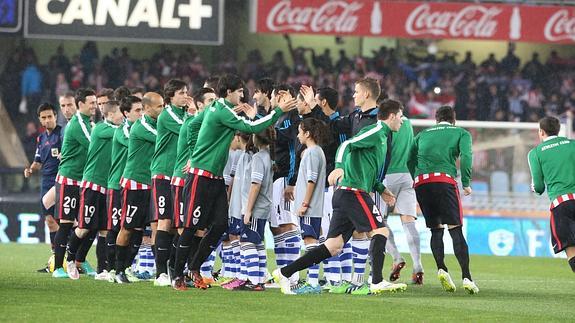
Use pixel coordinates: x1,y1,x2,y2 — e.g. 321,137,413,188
2,40,575,142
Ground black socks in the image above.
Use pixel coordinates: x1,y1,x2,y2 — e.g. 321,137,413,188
430,228,448,272
370,234,388,285
75,230,97,263
106,230,118,271
154,230,173,277
174,229,197,278
96,235,107,273
53,222,73,269
126,230,143,269
281,244,331,278
115,245,129,273
66,231,82,262
190,225,226,272
49,231,57,252
449,226,471,280
569,257,575,272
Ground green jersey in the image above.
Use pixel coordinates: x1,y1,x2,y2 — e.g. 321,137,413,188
173,113,194,179
387,117,414,174
187,110,205,158
408,122,473,187
528,136,575,202
82,120,118,187
122,115,158,185
107,120,132,190
191,98,284,176
150,104,186,177
58,111,92,181
335,121,391,194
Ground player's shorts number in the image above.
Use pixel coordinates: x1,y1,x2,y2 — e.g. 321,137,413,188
83,205,96,223
158,196,165,208
126,205,138,223
63,196,77,209
84,205,96,217
192,206,201,225
112,208,121,225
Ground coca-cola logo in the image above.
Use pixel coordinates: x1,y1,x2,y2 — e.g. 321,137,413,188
405,4,501,38
544,10,575,41
265,0,363,33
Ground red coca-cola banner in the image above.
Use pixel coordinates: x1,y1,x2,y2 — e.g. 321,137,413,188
252,0,575,44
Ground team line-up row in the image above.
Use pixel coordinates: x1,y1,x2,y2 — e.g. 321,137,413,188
26,75,575,295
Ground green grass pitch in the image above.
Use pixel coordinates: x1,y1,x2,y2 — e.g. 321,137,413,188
0,243,573,322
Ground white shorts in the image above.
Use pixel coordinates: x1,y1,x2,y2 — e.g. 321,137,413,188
269,177,298,228
320,186,335,239
375,173,417,218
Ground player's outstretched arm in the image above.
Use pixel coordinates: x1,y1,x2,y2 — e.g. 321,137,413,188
220,99,296,134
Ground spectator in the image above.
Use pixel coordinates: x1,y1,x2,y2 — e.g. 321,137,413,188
522,53,545,85
20,50,42,116
3,40,575,142
544,93,562,117
508,87,525,121
500,44,521,74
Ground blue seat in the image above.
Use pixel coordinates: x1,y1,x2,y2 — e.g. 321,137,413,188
471,181,489,192
513,183,531,193
490,171,510,193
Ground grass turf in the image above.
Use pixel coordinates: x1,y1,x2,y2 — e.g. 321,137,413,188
0,243,573,322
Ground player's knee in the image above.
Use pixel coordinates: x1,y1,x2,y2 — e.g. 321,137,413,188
157,219,171,231
59,222,73,232
76,228,90,238
303,237,318,245
447,224,461,230
569,257,575,273
210,224,228,238
324,237,344,256
370,234,387,253
370,227,389,238
448,225,464,238
400,214,416,223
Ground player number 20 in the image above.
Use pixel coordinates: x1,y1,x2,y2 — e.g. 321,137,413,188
63,196,77,209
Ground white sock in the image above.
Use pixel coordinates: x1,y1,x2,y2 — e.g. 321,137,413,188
340,242,353,282
221,244,234,278
351,238,369,284
241,243,259,284
256,243,267,285
283,230,301,284
232,239,241,279
403,221,423,273
305,243,320,286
